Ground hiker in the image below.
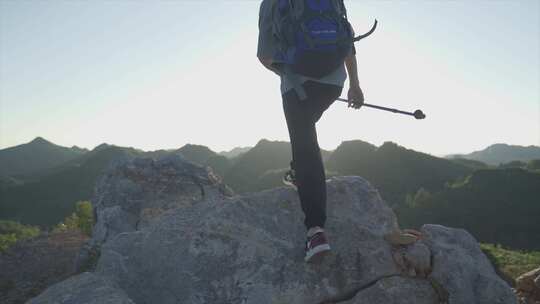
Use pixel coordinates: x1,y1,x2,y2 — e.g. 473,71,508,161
257,0,364,263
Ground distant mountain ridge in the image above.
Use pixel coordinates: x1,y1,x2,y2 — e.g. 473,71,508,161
0,144,142,225
219,147,252,159
398,168,540,250
448,143,540,165
326,140,473,206
0,137,88,179
2,136,539,243
223,139,292,193
176,144,231,177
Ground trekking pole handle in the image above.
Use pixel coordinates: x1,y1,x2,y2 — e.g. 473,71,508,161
353,19,378,42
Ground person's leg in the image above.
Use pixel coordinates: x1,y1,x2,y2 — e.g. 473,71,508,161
308,82,343,124
282,81,343,230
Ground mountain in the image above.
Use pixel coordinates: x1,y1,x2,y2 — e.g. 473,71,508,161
449,158,490,170
397,168,540,250
448,144,540,165
0,145,141,226
223,139,292,193
219,146,252,159
177,144,217,165
177,144,231,177
220,139,338,193
326,140,473,207
0,137,88,180
28,155,517,304
0,141,234,226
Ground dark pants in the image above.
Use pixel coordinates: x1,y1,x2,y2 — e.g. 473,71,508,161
282,81,343,230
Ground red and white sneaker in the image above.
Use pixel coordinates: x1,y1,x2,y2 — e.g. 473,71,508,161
304,227,331,263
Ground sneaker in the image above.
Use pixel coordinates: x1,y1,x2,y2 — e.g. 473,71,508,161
282,168,297,190
304,227,331,263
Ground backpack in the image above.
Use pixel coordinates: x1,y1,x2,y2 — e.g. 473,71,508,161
272,0,354,79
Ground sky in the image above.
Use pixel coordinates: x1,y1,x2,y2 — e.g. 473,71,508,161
0,0,539,156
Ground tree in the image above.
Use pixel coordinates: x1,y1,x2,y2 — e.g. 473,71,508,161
53,201,94,236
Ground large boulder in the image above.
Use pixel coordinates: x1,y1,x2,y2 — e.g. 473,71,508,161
90,155,233,245
420,224,516,304
30,156,517,304
27,272,133,304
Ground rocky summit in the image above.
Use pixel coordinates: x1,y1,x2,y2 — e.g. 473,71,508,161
29,155,517,304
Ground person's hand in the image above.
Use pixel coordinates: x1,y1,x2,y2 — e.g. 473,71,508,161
347,84,364,109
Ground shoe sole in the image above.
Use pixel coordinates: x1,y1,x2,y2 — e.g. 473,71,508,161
305,244,331,264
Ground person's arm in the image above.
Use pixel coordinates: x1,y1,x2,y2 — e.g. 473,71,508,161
345,33,364,109
345,52,360,88
257,0,280,76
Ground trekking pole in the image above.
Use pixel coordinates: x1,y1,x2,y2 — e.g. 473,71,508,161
354,19,378,42
337,98,426,120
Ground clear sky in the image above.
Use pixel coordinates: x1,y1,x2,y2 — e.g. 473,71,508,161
1,0,539,156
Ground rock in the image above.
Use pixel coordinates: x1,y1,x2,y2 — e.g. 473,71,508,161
30,156,517,304
0,230,88,304
91,155,233,246
342,276,439,304
75,154,233,272
391,241,432,278
27,272,134,304
515,267,540,303
517,267,540,293
421,224,517,304
95,175,400,304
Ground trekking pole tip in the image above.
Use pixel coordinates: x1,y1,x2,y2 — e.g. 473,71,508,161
414,110,426,120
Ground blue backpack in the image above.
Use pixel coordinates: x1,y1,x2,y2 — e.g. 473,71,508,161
273,0,354,79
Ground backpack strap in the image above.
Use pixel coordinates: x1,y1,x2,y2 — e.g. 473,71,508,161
333,0,347,19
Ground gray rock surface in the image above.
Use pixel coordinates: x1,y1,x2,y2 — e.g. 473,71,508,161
343,276,439,304
27,272,134,304
29,156,517,304
421,224,516,304
90,155,233,246
94,174,400,304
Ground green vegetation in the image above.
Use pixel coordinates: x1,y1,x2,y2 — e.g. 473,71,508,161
0,220,40,252
53,201,94,236
527,159,540,171
0,145,138,226
0,201,94,252
449,158,490,170
481,243,540,282
398,168,540,250
498,160,528,169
